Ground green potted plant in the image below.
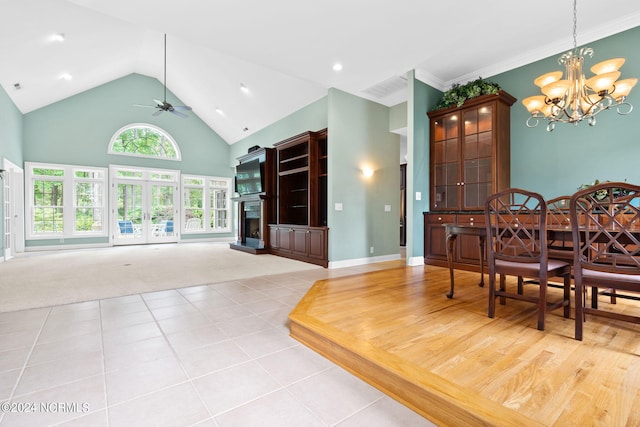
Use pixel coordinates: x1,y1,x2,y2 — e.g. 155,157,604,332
433,78,501,110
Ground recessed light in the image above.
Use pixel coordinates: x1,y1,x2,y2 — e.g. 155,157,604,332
332,63,343,72
243,127,249,132
215,108,224,115
13,83,22,90
59,73,72,81
240,83,249,94
51,33,65,42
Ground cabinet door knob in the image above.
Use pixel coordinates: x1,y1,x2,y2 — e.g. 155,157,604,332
438,217,442,221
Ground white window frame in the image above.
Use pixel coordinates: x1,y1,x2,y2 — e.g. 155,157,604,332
108,123,182,161
26,162,108,239
182,175,232,234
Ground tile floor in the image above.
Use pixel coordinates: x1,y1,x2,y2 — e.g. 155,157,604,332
0,267,433,426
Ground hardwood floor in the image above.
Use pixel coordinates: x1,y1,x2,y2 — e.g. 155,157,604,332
289,264,640,426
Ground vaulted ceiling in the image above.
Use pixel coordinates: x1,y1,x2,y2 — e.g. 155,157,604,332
2,0,640,144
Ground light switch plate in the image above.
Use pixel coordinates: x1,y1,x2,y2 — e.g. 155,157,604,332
416,192,422,201
335,202,343,211
384,205,391,212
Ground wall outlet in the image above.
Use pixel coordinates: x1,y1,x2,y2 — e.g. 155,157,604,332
384,204,391,212
335,202,343,211
370,246,374,254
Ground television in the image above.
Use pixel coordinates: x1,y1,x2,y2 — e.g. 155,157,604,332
235,158,263,195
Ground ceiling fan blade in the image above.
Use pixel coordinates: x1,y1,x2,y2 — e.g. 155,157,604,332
172,105,192,111
133,104,157,109
170,109,188,118
152,109,164,117
153,99,165,106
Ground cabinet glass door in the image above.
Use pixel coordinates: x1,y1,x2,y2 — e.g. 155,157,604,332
432,114,459,210
462,104,493,209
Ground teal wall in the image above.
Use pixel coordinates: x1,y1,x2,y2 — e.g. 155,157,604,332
228,97,328,163
490,26,640,198
0,84,24,257
408,73,441,261
21,73,234,245
327,88,400,262
24,73,231,177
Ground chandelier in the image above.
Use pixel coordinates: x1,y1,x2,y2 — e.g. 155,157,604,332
522,0,637,131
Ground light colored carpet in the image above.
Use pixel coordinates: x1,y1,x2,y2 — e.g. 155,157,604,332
0,242,322,313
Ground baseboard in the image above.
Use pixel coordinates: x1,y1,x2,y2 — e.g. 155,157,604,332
407,255,425,266
328,253,401,269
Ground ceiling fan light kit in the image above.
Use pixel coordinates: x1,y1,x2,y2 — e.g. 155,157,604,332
135,34,192,118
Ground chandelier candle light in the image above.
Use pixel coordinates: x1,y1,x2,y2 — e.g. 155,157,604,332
522,0,637,131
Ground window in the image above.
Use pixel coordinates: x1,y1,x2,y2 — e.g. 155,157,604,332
109,124,181,161
74,169,105,232
32,167,64,234
210,179,229,230
27,163,108,238
182,175,231,233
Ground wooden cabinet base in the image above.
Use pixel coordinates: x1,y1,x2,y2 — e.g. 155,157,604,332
269,224,328,267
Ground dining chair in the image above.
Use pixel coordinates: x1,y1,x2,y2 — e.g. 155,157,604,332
570,181,640,341
485,188,571,331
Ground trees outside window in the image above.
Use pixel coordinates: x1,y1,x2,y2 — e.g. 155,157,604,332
27,163,107,237
109,124,181,160
182,175,231,233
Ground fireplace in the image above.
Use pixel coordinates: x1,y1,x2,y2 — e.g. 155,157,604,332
243,201,261,248
229,195,270,254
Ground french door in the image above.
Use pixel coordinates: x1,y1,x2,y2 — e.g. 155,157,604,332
3,159,25,260
110,166,180,245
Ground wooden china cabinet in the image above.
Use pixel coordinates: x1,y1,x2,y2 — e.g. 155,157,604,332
424,90,516,270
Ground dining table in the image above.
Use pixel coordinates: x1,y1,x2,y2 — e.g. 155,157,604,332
443,223,574,299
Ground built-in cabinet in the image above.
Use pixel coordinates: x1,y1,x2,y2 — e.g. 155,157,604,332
268,129,329,267
424,213,485,271
424,91,515,270
427,90,515,212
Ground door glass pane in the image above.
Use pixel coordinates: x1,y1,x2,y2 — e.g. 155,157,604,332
151,184,175,237
117,183,143,239
434,141,444,163
464,110,478,135
433,120,445,141
478,105,492,132
445,139,458,162
446,185,458,208
464,134,478,160
445,162,458,185
434,164,445,186
445,115,459,138
464,183,480,208
478,158,492,182
464,159,479,184
478,132,492,157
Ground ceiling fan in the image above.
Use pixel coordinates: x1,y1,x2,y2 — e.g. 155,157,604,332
135,34,192,118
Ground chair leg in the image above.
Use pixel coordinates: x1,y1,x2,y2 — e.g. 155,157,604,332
591,286,598,309
488,274,496,319
517,276,524,295
499,274,506,305
610,288,617,304
575,281,584,341
563,271,571,319
537,278,547,331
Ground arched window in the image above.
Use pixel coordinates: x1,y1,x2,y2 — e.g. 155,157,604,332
109,124,182,160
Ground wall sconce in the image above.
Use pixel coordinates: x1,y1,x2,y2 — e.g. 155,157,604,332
362,168,374,178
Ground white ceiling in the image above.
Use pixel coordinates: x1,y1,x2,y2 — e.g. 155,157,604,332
2,0,640,144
